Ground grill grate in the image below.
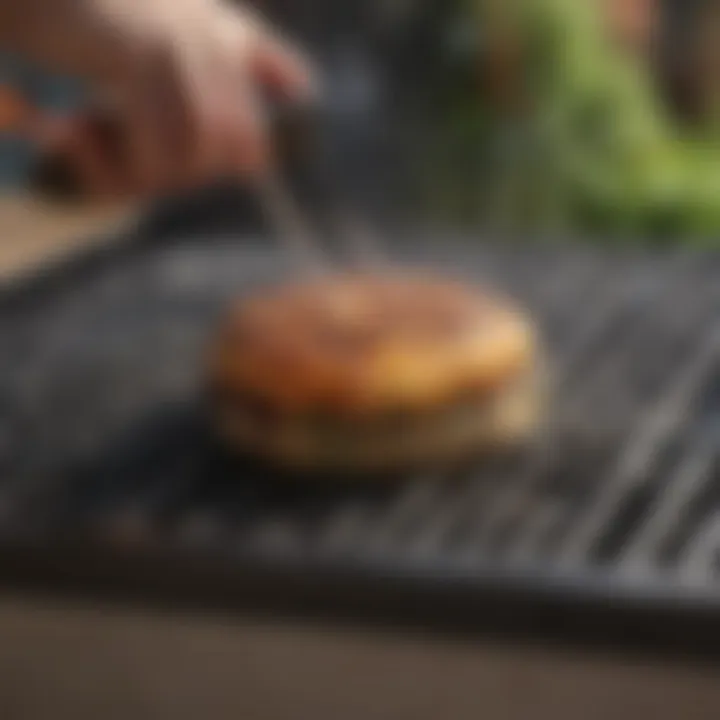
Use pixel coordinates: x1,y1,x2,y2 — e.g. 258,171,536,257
3,234,720,644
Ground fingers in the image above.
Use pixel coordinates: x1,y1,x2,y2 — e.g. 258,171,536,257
222,91,268,177
225,13,316,175
189,62,268,182
120,46,198,196
36,113,129,201
39,3,316,202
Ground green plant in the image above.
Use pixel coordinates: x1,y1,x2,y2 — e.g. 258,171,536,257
424,0,720,240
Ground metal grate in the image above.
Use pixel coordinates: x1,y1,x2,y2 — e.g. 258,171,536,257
3,233,720,645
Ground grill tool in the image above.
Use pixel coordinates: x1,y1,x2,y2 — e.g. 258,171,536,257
0,84,383,271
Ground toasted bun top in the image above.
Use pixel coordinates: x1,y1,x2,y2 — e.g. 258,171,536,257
209,272,536,416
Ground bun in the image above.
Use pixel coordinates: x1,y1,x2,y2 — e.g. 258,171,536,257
208,272,542,473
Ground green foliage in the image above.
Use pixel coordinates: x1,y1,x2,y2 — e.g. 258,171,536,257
425,0,720,240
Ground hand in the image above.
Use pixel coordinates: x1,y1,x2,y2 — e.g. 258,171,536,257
9,0,313,200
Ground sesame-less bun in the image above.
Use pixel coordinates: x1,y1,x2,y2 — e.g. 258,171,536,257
207,273,543,474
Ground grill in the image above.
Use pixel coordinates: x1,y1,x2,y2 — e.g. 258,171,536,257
3,229,720,658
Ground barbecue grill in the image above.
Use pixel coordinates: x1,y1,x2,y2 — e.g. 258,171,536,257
4,7,720,720
3,222,720,664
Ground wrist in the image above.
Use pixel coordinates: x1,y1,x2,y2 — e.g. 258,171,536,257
0,0,127,85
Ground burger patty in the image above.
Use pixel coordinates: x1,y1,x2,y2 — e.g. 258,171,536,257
207,272,542,472
209,272,536,416
211,367,542,471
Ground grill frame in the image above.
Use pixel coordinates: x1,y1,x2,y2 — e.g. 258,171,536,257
4,224,720,661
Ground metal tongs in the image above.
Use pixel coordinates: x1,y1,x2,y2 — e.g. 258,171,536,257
254,97,385,274
0,84,383,271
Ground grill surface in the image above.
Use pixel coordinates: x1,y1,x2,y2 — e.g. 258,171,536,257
3,231,720,655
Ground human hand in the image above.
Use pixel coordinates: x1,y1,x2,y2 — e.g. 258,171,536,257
14,0,313,200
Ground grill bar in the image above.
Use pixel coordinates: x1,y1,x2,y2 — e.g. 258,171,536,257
618,433,720,574
557,329,720,568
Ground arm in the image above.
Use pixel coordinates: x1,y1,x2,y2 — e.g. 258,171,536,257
0,0,313,199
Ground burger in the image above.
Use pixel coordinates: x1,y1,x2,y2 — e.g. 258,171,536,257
207,272,543,475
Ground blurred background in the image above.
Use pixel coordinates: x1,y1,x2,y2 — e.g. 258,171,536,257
3,0,720,240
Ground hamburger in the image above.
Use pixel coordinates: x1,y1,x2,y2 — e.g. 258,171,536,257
207,272,543,474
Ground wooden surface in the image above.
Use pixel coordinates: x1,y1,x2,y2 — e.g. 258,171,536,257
0,194,133,279
0,595,719,720
1,194,719,719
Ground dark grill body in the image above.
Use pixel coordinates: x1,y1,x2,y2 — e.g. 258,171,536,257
3,231,720,659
